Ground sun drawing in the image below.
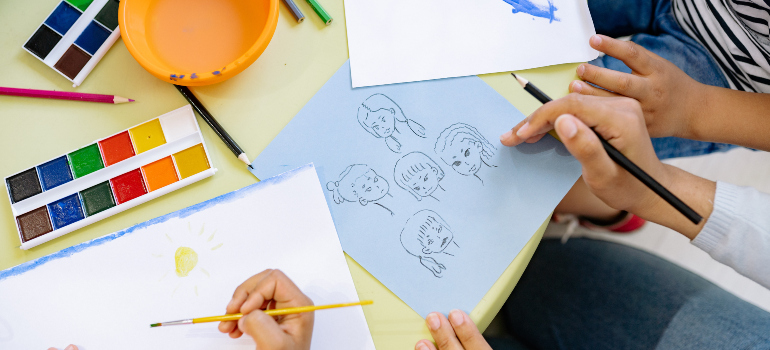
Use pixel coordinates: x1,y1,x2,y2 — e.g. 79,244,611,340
153,222,224,297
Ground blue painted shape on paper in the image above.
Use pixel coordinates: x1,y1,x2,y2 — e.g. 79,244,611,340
0,164,313,282
250,60,582,317
502,0,559,23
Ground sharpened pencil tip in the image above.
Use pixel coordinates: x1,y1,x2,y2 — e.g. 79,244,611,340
129,99,135,102
150,323,160,328
248,164,254,169
511,73,528,88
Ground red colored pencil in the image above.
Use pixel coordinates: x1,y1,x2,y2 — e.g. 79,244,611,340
0,86,134,104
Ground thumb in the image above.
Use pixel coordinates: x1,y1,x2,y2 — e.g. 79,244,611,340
554,114,616,178
238,311,288,349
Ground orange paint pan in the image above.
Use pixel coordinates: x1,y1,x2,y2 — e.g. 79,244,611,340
119,0,279,86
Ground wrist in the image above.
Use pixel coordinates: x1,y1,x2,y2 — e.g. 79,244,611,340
634,165,715,239
627,163,676,220
679,82,710,140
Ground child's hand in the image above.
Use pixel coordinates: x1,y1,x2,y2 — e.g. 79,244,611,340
415,310,492,350
219,269,314,350
569,34,706,139
504,94,670,216
47,346,77,350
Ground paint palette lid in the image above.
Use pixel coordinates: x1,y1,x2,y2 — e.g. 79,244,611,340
118,0,279,86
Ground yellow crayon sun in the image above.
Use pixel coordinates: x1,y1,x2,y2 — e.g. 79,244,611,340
175,247,198,277
154,222,223,297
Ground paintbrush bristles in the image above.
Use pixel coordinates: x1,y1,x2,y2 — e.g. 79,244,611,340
511,73,528,88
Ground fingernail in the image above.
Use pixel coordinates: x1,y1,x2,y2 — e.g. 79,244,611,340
590,35,602,46
576,65,585,78
449,309,465,326
516,122,530,137
65,346,77,350
556,115,578,139
500,130,514,143
427,313,441,331
416,342,429,350
571,81,583,93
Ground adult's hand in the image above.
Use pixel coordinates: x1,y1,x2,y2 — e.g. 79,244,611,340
502,94,714,238
47,346,77,350
568,34,706,139
218,269,314,350
415,310,492,350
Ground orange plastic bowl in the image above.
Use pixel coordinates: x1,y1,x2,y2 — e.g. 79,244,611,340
119,0,278,86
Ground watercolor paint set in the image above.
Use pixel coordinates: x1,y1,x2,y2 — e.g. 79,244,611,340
5,105,216,250
23,0,121,87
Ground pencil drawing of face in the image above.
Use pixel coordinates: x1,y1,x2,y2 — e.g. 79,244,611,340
357,94,426,153
327,164,389,206
435,123,497,177
361,106,396,138
394,152,445,201
417,215,453,254
400,210,456,278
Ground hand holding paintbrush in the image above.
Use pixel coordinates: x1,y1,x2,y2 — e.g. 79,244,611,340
152,270,372,350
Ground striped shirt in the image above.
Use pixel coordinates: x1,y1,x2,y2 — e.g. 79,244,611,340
673,0,770,92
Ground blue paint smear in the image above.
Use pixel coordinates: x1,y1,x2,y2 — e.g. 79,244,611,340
48,193,85,229
74,21,111,55
38,156,73,191
502,0,559,23
0,164,314,282
44,1,82,35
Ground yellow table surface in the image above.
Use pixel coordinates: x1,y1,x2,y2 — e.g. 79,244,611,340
0,0,579,348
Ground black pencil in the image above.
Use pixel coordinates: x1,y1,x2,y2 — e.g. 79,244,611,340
175,85,253,169
511,73,702,225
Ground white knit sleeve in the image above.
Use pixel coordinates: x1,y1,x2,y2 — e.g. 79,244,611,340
691,181,770,289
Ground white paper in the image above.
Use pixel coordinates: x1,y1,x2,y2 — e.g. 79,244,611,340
344,0,598,87
0,165,375,350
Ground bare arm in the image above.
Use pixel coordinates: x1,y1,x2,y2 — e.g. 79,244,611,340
687,85,770,151
562,35,770,152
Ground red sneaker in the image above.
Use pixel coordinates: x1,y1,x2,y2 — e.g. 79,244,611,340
579,211,647,233
551,210,647,239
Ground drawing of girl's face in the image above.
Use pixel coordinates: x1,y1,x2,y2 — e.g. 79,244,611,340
407,166,440,197
446,138,483,176
420,217,453,254
347,169,389,204
366,109,396,138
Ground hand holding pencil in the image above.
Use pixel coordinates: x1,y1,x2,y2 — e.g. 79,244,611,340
501,92,711,238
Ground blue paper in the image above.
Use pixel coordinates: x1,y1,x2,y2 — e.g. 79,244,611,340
251,61,582,317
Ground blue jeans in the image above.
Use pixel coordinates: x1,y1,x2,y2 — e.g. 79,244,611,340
486,239,770,349
587,0,736,159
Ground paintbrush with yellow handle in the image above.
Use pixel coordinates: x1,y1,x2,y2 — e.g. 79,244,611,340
150,300,374,327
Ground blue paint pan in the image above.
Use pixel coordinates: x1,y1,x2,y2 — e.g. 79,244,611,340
47,193,85,229
44,1,82,35
38,156,73,191
74,21,111,55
